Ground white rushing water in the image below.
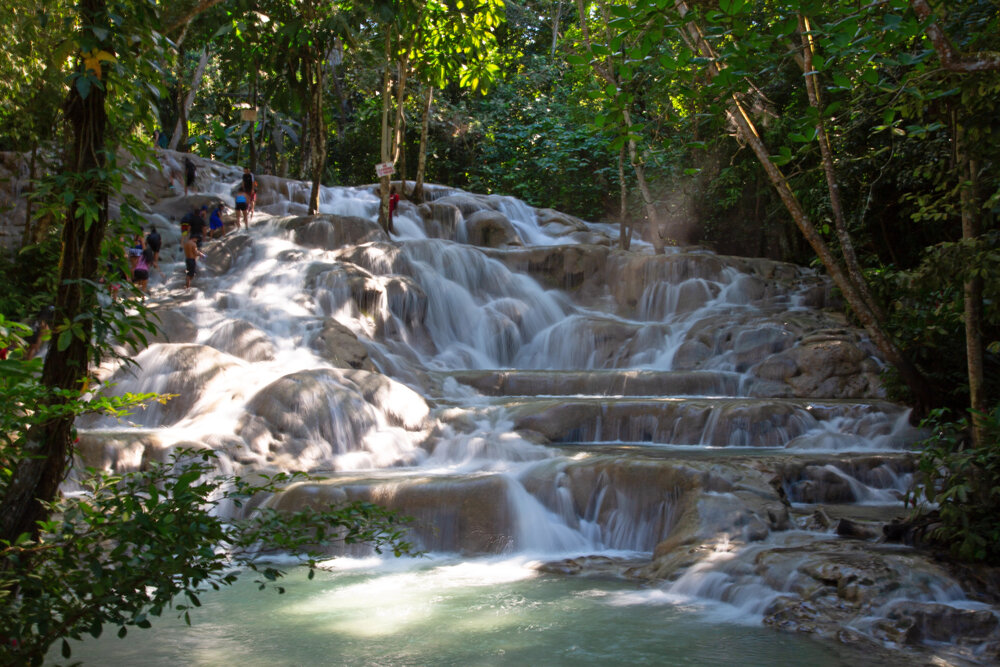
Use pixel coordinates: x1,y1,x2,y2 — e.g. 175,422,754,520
63,170,988,665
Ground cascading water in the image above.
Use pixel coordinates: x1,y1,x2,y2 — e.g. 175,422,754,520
62,156,999,665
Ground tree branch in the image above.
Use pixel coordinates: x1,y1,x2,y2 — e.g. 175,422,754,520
911,0,1000,72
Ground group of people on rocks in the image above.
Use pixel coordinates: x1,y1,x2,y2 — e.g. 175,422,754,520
173,166,258,288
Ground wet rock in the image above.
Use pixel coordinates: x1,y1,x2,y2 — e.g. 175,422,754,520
537,555,646,578
335,241,413,275
311,318,376,371
835,518,882,541
463,209,523,248
81,344,238,428
877,600,1000,647
238,368,428,469
418,200,462,239
535,208,589,236
205,319,276,362
269,474,516,555
202,233,253,275
485,244,610,293
286,214,388,249
149,194,227,221
135,307,198,349
433,193,496,216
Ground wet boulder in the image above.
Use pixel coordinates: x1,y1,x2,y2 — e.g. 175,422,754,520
433,193,496,217
80,344,239,428
205,319,276,362
463,209,523,248
418,200,462,239
285,214,388,249
237,368,429,470
311,318,376,371
752,332,884,399
202,233,253,275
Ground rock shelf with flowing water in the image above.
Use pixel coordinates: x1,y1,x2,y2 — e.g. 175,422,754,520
66,151,1000,664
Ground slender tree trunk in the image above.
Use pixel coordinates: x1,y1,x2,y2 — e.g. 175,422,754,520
0,0,110,542
673,0,931,410
413,85,433,203
618,142,631,250
21,143,38,247
799,15,885,322
248,69,258,173
300,108,311,181
168,47,209,151
623,110,663,252
575,0,664,253
378,38,393,232
956,122,986,446
306,57,325,215
551,1,563,59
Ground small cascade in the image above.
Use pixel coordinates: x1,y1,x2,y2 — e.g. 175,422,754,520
72,168,998,663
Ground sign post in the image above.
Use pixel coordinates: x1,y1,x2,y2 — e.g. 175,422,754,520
375,162,395,178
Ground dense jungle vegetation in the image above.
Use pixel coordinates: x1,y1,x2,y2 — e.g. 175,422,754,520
0,0,998,663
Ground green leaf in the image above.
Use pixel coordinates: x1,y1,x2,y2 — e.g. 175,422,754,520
57,329,73,351
75,75,92,100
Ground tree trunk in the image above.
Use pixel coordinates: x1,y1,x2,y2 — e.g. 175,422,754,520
618,142,632,250
551,1,563,59
378,37,393,232
623,112,663,252
248,69,258,173
672,0,932,411
168,47,209,151
799,15,885,322
0,0,110,542
21,143,38,247
957,122,986,446
413,85,433,203
575,0,663,253
306,57,325,215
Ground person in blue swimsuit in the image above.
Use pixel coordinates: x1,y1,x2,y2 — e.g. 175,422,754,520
234,189,249,229
209,203,226,238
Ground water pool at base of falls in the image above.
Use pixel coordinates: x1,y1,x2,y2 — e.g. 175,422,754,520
55,556,873,667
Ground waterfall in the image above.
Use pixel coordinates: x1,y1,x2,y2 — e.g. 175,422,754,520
70,167,997,663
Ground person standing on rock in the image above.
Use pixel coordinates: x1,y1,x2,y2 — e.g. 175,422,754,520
127,233,144,273
234,189,249,229
184,234,206,289
388,186,400,231
187,206,208,247
132,246,153,294
184,156,196,196
145,225,161,269
241,167,257,218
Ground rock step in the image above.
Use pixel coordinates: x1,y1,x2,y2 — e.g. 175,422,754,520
491,396,917,449
440,369,749,397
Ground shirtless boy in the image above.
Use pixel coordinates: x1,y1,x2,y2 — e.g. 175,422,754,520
184,234,206,289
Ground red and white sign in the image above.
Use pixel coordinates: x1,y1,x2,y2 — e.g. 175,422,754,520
375,162,395,177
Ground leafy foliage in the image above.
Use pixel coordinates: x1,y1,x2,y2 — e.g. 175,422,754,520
911,406,1000,563
0,449,414,666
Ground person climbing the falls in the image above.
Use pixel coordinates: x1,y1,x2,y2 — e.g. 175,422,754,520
183,156,196,196
235,188,250,229
127,233,144,273
132,245,153,294
242,167,258,218
145,225,161,269
185,206,208,247
183,233,206,289
208,202,226,239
